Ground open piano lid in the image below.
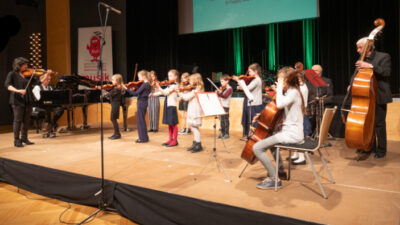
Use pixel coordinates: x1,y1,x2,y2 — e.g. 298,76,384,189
56,74,110,89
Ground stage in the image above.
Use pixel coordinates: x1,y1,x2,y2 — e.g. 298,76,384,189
0,124,399,225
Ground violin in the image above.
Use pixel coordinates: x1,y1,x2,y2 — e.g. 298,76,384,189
22,68,52,77
228,74,256,85
219,85,227,92
126,80,144,89
180,80,189,86
95,84,121,91
22,68,55,90
179,85,195,92
159,80,175,86
150,79,159,87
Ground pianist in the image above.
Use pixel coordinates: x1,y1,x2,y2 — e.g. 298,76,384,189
32,73,65,137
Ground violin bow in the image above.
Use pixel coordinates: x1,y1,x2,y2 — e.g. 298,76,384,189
24,71,37,91
206,77,220,91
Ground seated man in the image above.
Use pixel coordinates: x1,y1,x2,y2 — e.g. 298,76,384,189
307,64,334,132
32,74,65,137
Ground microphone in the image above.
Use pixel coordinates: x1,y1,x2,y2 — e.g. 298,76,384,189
99,2,121,15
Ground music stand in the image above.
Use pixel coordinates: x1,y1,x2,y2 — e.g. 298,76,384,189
304,69,327,138
194,92,232,183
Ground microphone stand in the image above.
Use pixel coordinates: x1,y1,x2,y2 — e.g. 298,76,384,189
78,3,118,224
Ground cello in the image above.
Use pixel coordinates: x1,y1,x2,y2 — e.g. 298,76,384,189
344,18,384,152
241,62,303,164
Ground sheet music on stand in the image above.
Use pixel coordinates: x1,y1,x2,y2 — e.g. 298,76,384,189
195,92,226,117
304,69,328,140
304,69,327,87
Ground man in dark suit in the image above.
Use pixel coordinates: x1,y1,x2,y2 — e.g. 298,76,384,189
309,64,334,105
305,64,334,137
351,37,392,158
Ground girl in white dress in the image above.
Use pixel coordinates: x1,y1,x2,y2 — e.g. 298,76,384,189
178,73,204,153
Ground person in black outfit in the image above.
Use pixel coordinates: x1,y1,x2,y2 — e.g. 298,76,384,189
102,74,124,140
4,57,47,147
125,70,151,143
309,65,334,105
307,64,334,133
350,37,392,158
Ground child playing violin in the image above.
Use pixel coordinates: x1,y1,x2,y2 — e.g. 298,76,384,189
232,63,264,140
217,74,233,139
178,73,204,153
151,69,179,147
178,72,191,135
99,74,124,140
125,70,151,143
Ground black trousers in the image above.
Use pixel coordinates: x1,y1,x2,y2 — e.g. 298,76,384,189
137,100,149,141
242,104,264,136
373,104,387,154
220,107,230,135
53,107,64,128
36,107,64,131
12,104,32,140
82,105,88,125
110,102,121,135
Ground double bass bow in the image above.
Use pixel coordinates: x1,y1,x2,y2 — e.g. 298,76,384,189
342,18,384,152
126,63,144,89
240,62,303,164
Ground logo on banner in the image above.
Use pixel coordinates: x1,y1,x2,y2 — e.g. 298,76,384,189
86,31,102,62
78,26,112,82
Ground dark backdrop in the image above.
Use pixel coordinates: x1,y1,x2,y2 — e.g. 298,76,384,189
126,0,399,95
319,0,399,95
0,0,46,125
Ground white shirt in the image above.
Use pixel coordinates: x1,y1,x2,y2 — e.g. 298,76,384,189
274,87,304,144
300,84,308,107
153,83,178,107
32,84,52,101
245,76,262,106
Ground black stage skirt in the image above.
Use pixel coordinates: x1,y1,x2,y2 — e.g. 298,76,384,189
162,98,178,125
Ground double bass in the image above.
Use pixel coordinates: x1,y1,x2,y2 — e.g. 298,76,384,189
344,18,384,151
241,62,303,164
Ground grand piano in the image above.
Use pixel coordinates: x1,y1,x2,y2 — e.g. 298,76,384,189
36,74,102,130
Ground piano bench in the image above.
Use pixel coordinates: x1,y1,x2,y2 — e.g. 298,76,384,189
31,108,46,134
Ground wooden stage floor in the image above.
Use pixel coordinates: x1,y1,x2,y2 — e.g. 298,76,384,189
0,124,399,225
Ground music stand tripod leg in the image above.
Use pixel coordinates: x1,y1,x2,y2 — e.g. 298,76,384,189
195,116,232,182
